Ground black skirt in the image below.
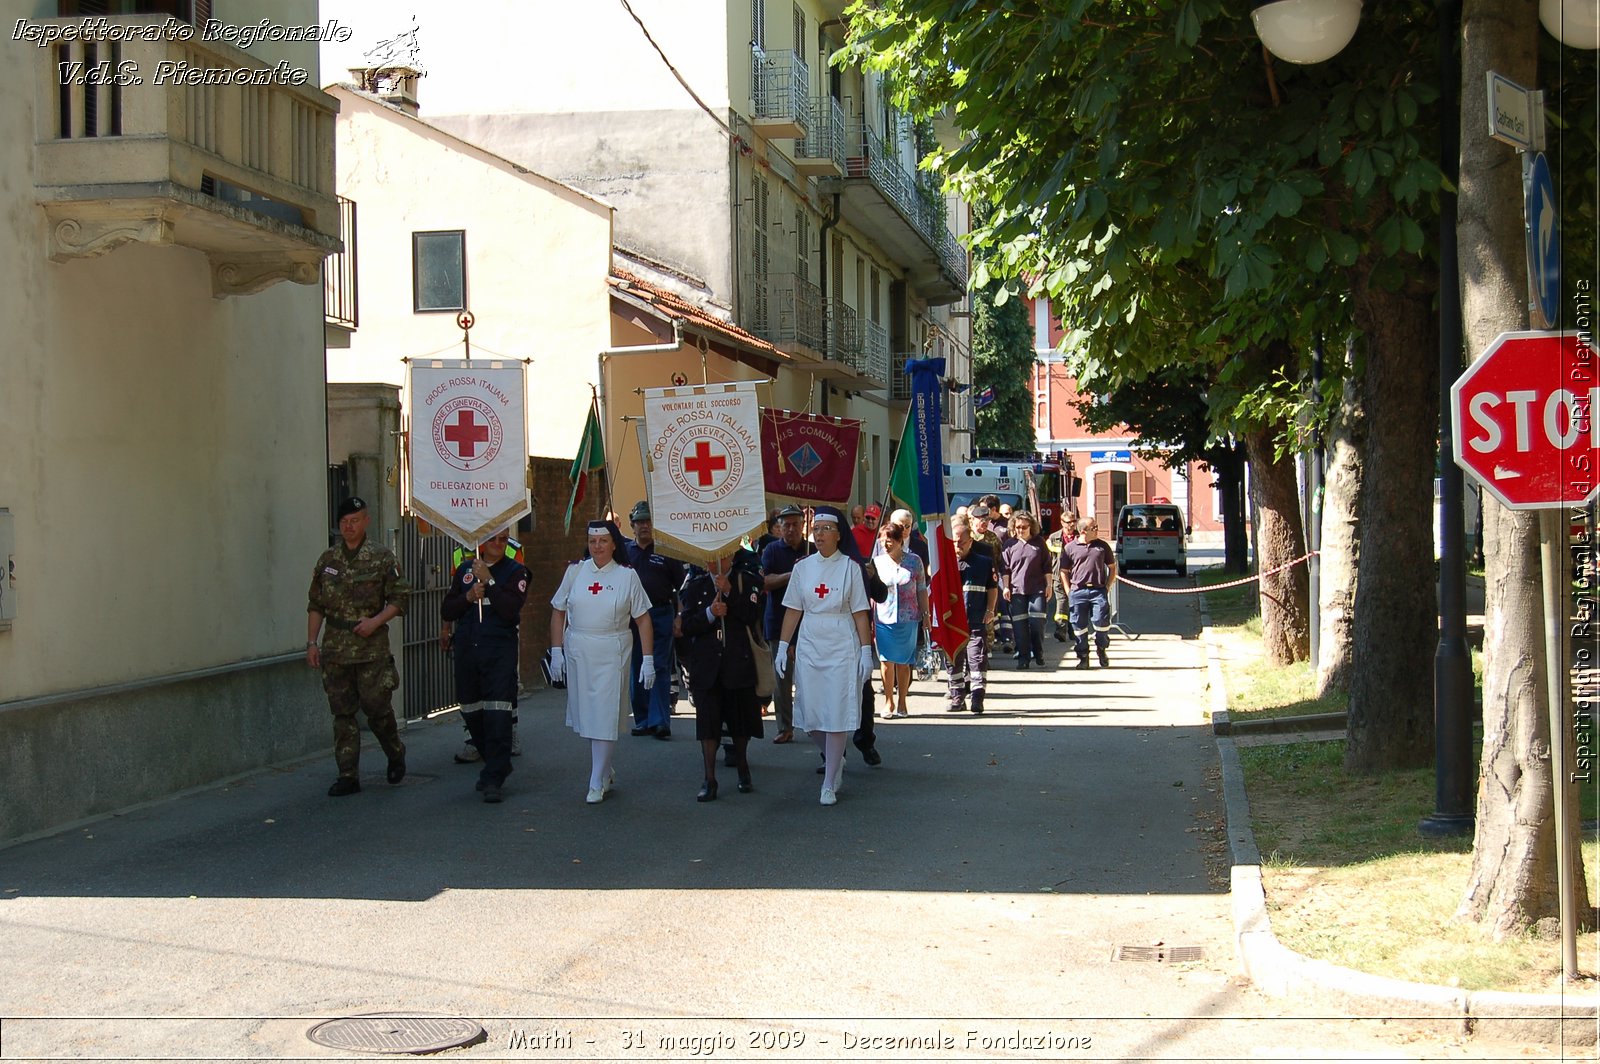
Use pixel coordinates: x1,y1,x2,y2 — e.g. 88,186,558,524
691,683,764,741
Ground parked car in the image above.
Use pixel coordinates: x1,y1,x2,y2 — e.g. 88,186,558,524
1114,503,1188,576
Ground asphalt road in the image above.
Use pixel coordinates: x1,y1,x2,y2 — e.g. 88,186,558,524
0,568,1554,1062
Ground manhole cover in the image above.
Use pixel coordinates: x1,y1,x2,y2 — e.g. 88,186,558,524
1113,944,1206,963
306,1014,485,1055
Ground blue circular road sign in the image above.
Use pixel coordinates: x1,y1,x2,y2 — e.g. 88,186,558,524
1526,152,1561,328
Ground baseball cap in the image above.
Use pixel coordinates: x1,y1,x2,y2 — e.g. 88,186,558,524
864,504,882,518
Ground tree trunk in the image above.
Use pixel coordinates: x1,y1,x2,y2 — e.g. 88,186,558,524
1316,374,1365,697
1344,276,1439,774
1457,0,1593,934
1244,425,1310,665
1209,440,1251,574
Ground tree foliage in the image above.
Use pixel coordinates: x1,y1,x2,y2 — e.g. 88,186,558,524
847,0,1443,423
846,0,1446,744
970,276,1037,453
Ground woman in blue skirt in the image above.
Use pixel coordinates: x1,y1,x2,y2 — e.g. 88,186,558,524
872,522,928,718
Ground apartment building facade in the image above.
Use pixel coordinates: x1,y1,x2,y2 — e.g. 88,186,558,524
326,0,974,510
2,0,340,840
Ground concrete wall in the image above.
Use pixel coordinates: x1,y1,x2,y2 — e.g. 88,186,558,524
326,89,614,460
0,0,333,840
433,109,733,302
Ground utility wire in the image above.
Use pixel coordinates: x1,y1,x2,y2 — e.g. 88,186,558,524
617,0,741,144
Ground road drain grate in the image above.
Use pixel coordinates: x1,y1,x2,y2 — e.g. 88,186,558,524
306,1014,486,1055
1113,943,1206,963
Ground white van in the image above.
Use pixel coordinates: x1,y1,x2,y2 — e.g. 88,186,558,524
1114,503,1188,576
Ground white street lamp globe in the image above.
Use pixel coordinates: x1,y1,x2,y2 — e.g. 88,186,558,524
1251,0,1364,64
1540,0,1600,48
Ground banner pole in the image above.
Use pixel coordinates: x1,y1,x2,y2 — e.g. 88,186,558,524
883,400,917,515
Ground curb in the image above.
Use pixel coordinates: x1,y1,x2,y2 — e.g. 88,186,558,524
1199,599,1599,1048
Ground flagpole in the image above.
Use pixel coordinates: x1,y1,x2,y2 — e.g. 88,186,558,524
592,386,615,520
883,399,918,515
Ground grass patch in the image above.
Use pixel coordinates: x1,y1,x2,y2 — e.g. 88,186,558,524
1246,738,1600,993
1208,586,1600,993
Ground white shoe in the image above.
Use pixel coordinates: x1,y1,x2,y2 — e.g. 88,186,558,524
586,787,605,804
819,786,837,806
453,742,482,764
832,773,843,795
602,769,616,796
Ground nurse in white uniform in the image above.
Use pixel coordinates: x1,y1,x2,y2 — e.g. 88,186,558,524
548,520,655,803
775,506,875,805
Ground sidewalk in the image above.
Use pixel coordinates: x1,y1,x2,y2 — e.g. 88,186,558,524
0,583,1575,1061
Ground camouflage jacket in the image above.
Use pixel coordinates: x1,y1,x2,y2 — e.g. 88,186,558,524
308,540,408,664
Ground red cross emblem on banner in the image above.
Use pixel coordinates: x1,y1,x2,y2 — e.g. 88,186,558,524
443,409,490,458
814,583,830,599
430,395,504,473
588,583,604,595
682,440,728,487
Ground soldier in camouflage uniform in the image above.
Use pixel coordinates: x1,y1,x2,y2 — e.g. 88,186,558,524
306,496,408,797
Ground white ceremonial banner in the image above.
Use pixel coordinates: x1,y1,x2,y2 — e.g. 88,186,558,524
408,360,530,545
642,381,766,564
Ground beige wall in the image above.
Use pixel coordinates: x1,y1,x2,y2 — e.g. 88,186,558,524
0,3,328,703
321,0,732,115
326,89,614,460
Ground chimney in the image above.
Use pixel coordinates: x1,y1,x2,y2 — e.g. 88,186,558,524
349,66,421,116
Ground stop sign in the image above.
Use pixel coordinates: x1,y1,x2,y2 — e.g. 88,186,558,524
1452,331,1600,509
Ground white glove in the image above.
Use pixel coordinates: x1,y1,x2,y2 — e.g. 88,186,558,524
775,640,792,679
858,645,876,688
548,646,565,683
639,656,656,689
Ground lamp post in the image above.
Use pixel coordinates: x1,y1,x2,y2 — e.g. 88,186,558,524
1251,0,1474,834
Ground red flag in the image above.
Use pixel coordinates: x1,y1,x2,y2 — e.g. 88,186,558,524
925,518,968,660
759,407,862,505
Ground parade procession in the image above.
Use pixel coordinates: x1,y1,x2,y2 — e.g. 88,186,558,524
357,354,1113,809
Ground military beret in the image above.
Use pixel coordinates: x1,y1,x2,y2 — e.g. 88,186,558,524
969,503,991,518
336,496,368,519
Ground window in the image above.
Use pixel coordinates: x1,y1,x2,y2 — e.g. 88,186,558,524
752,0,765,49
793,4,806,63
794,206,809,281
413,230,465,313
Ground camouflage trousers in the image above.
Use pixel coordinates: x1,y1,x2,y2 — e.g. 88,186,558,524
321,657,404,779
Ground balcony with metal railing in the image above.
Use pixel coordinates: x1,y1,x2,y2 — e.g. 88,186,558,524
823,123,969,305
32,15,340,296
750,47,811,140
323,195,358,343
794,96,845,178
752,271,826,352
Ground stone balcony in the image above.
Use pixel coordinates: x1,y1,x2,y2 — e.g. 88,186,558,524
31,16,340,297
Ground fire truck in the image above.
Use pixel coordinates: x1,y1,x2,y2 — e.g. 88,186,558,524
944,457,1074,533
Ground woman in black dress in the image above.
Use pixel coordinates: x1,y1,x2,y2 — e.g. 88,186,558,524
678,548,764,800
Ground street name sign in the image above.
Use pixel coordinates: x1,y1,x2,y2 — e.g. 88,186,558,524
1488,71,1543,151
1451,331,1600,510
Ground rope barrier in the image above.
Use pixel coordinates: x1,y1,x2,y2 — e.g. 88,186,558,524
1115,551,1320,595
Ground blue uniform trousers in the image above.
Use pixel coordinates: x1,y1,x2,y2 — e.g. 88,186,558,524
632,602,677,731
